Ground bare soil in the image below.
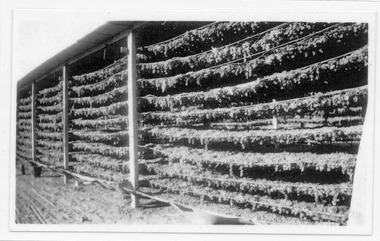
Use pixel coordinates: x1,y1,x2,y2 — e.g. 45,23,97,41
15,165,190,224
15,164,337,225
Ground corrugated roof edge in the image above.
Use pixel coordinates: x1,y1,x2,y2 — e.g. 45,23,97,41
17,21,146,90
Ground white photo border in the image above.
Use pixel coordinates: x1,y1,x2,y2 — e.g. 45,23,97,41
2,1,379,239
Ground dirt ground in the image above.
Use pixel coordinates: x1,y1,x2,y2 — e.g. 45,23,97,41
15,165,190,224
15,165,336,225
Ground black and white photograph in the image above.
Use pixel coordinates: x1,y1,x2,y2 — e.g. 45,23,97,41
1,1,380,240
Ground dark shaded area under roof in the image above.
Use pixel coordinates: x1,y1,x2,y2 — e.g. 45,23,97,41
135,21,212,47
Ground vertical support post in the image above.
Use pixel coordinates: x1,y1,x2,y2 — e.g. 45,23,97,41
272,116,278,129
62,65,69,184
272,99,278,130
31,82,36,163
128,29,139,208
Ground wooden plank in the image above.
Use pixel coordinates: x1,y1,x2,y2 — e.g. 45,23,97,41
31,82,36,162
62,66,69,184
127,29,139,208
120,186,256,225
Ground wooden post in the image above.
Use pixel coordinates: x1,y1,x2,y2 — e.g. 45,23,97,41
62,65,69,184
31,82,36,163
272,99,278,130
272,115,278,129
128,29,139,208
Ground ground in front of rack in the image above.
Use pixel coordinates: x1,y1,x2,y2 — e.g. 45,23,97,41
15,166,189,225
15,165,339,225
